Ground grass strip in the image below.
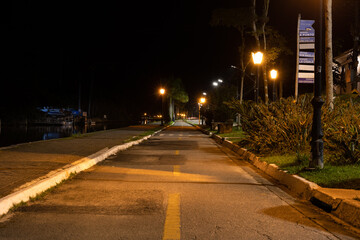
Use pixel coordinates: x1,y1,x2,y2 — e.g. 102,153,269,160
123,127,162,143
216,128,246,143
261,153,360,190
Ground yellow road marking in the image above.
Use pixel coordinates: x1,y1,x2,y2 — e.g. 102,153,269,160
100,167,215,181
173,165,180,176
175,150,179,155
163,193,181,240
178,137,182,140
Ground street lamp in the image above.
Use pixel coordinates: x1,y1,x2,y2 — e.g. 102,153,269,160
310,0,324,169
159,88,165,126
213,79,223,87
198,97,206,125
270,69,278,101
252,51,263,103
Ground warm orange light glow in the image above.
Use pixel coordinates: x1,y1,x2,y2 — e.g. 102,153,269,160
159,88,165,95
200,97,206,104
252,51,263,65
270,69,278,80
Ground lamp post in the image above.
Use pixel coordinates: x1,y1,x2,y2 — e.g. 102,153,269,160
231,65,242,129
159,88,165,126
252,52,263,103
310,0,324,169
270,69,278,102
198,97,206,125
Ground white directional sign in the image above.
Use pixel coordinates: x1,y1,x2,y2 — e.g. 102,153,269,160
300,43,315,49
299,72,315,78
299,65,315,71
298,72,315,83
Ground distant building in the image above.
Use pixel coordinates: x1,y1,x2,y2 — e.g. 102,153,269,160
333,49,360,94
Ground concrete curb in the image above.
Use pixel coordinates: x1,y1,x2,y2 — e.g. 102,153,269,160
0,125,167,216
333,199,360,228
191,124,360,229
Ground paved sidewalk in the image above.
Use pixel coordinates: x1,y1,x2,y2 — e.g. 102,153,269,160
203,128,360,229
0,125,160,199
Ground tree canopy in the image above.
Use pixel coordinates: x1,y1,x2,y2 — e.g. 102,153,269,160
168,77,189,104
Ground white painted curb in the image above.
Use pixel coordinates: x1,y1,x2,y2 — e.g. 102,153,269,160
0,126,166,216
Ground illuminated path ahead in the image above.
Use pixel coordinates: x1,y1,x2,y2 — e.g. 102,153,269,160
1,120,359,239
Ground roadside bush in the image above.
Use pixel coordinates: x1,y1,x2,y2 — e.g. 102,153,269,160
226,95,360,165
226,95,313,153
323,98,360,164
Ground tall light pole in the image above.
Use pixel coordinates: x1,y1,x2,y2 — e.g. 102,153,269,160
159,88,165,126
198,97,206,125
310,0,324,169
252,52,263,103
270,69,278,102
231,65,242,129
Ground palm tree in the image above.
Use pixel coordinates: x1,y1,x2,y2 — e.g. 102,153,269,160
259,0,270,104
325,0,334,109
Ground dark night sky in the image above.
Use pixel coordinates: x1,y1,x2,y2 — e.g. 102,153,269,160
2,0,357,120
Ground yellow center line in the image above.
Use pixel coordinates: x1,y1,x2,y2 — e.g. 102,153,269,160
163,193,181,240
174,151,180,176
173,165,180,176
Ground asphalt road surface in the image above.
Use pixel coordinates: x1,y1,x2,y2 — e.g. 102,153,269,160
1,121,359,239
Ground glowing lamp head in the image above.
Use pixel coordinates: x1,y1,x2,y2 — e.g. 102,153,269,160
213,82,218,87
252,51,263,65
159,88,165,95
270,69,278,80
200,97,206,104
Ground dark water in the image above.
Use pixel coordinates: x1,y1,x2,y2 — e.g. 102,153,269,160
0,122,130,148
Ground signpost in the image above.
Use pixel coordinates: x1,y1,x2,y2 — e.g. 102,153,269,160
298,19,315,84
295,15,315,100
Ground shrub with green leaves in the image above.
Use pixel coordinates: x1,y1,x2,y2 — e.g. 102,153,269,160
226,94,360,165
226,95,313,153
323,97,360,164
